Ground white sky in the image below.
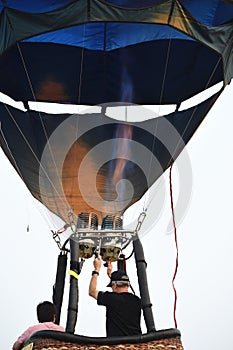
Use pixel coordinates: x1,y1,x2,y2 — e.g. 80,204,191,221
0,84,233,350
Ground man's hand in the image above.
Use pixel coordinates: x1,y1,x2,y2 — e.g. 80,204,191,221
93,257,101,272
89,258,101,300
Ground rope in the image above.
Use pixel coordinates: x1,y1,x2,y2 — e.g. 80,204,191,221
0,119,24,178
169,163,178,328
66,23,86,211
16,43,71,219
78,24,86,105
1,101,83,232
143,25,174,212
2,104,64,201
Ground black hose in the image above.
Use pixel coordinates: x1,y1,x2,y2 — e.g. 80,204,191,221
53,252,68,324
66,238,80,333
133,235,156,332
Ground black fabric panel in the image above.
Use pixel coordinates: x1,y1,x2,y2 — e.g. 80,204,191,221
0,91,221,223
0,41,222,104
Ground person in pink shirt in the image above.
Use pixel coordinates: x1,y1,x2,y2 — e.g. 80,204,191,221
12,301,65,350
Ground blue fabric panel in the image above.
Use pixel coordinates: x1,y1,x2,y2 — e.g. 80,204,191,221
181,0,233,25
214,1,233,25
0,0,74,13
23,23,192,50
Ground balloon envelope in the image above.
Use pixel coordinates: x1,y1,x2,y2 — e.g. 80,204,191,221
0,0,232,223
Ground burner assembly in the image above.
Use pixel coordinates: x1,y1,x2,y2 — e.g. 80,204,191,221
71,212,134,261
100,215,123,262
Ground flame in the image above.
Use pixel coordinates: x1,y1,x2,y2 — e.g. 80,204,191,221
114,67,133,187
121,67,133,103
104,67,134,214
113,124,133,186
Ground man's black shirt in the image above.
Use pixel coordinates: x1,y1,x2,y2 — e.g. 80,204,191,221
97,291,142,337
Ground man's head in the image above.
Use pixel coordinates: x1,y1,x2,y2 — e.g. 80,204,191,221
107,270,130,288
37,301,57,323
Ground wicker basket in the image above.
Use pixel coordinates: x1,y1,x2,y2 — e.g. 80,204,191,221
23,329,184,350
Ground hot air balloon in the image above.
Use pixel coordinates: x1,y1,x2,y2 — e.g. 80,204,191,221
0,1,233,349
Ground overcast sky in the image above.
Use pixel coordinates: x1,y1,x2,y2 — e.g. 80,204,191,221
0,84,233,350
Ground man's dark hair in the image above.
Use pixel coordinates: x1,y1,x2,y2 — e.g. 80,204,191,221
37,301,56,323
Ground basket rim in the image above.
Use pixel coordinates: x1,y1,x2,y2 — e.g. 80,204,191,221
25,328,181,347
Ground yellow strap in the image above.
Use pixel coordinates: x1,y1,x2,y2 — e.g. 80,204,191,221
68,269,79,279
22,343,33,350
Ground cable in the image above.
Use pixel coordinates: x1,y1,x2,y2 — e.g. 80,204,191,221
169,163,178,328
